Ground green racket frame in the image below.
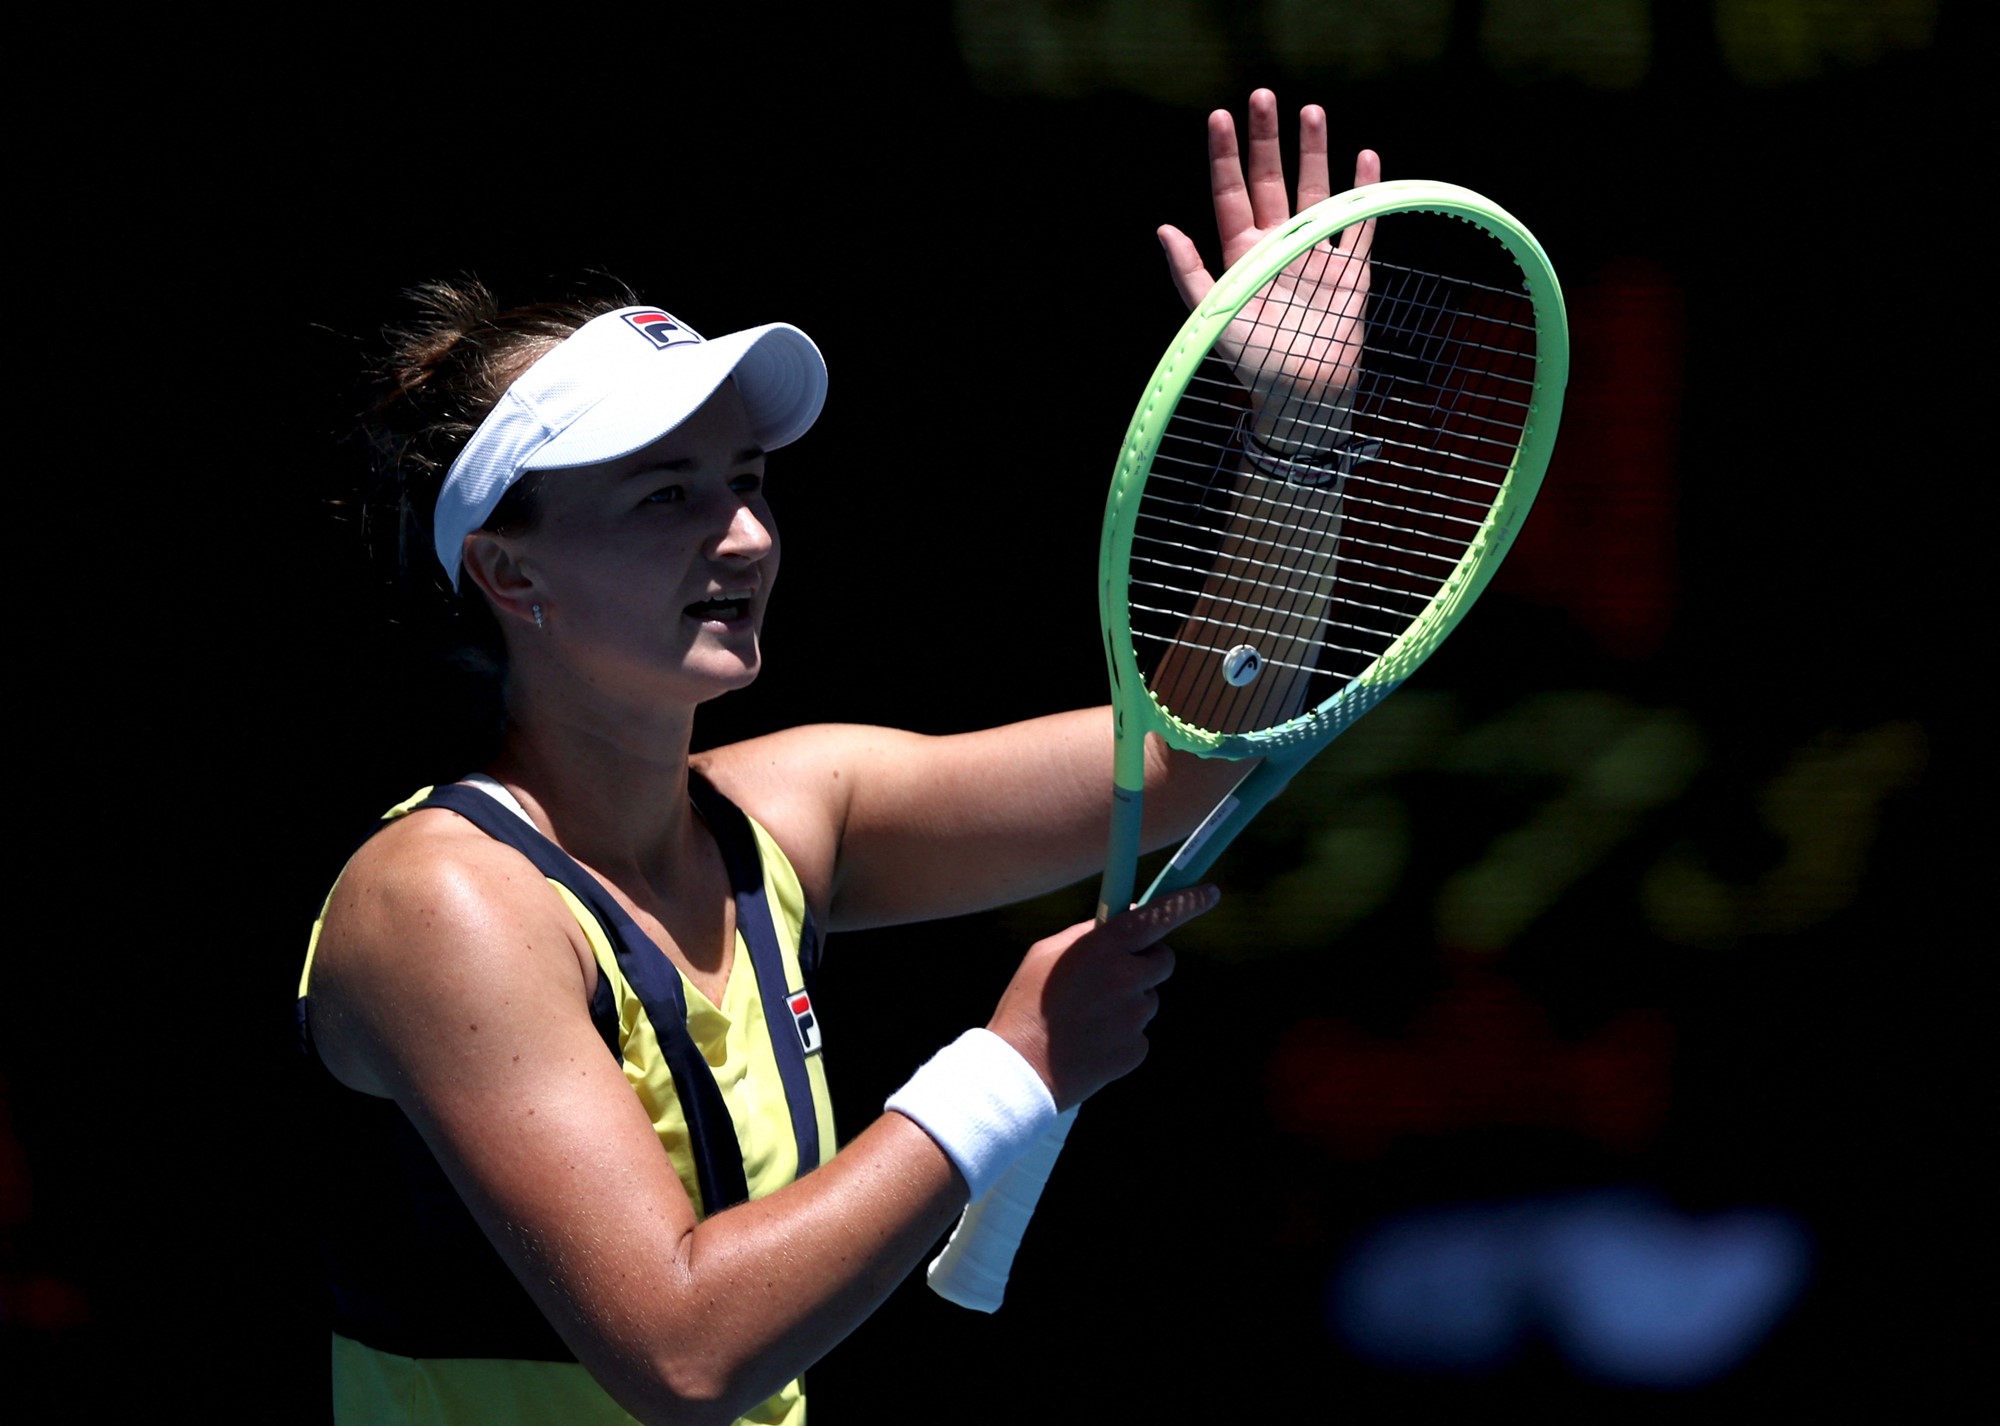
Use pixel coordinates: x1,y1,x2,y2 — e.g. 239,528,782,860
931,180,1568,1314
1096,180,1569,919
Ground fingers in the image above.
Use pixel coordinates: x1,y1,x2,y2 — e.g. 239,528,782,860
1098,883,1219,951
1158,224,1214,311
992,888,1214,1110
1203,91,1375,251
1206,106,1253,246
1336,148,1383,261
1296,104,1332,211
1242,88,1289,230
1208,90,1290,242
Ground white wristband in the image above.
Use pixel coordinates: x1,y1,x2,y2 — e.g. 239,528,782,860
886,1029,1058,1200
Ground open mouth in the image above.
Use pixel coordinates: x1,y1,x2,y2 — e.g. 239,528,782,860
685,596,752,623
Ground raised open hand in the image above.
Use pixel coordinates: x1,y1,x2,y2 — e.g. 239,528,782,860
1158,90,1381,452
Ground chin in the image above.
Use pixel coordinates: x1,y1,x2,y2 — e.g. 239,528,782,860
689,650,764,701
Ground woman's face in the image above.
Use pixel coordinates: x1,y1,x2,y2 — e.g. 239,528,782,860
498,380,780,704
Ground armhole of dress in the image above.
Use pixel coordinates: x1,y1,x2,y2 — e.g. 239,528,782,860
456,776,620,1055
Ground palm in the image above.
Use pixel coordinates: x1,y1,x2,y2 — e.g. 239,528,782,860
1216,237,1370,413
1158,91,1379,449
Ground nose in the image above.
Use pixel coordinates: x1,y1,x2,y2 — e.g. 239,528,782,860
714,498,775,563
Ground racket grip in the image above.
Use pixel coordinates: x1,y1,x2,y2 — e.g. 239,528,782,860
926,1104,1080,1312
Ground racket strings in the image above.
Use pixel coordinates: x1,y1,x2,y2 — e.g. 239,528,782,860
1142,464,1499,535
1150,251,1370,733
1127,493,1466,685
1128,491,1478,660
1130,211,1539,737
1180,375,1534,468
1128,527,1465,635
1126,589,1409,677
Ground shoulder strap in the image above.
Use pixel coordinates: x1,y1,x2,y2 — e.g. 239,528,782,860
416,783,753,1214
689,772,823,1176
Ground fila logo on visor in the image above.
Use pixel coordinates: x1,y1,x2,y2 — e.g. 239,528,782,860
624,310,700,349
789,991,822,1056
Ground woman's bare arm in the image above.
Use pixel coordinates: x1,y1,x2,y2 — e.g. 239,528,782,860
307,809,1203,1426
697,708,1244,931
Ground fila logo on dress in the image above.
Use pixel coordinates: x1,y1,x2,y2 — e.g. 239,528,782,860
789,991,822,1056
624,309,701,349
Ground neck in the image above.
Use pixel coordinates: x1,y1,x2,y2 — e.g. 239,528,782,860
485,680,705,884
487,693,739,994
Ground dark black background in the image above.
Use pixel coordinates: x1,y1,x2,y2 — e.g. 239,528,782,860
3,4,1980,1420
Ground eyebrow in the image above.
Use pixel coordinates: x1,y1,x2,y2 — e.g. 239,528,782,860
627,446,768,478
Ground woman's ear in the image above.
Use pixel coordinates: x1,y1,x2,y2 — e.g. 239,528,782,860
460,531,542,629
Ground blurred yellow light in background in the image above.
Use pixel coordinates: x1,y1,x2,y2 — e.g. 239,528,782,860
1479,0,1652,90
1714,0,1940,85
955,0,1942,95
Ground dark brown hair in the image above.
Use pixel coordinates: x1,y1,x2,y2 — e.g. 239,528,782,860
361,277,636,672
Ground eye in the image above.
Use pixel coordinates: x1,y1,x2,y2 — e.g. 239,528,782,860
729,472,764,497
642,484,686,506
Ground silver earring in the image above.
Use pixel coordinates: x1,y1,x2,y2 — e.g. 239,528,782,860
532,603,545,630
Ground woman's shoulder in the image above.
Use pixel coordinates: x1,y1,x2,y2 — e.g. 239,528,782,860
693,729,868,919
330,795,551,927
308,798,595,1097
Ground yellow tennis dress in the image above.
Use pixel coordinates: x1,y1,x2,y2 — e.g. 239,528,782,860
298,776,836,1425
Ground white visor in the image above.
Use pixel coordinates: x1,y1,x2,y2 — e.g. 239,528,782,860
432,305,826,586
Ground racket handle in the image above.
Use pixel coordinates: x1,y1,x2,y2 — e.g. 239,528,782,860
926,1104,1080,1312
1143,745,1322,901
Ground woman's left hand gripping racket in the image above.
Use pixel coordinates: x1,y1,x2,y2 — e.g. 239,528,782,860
927,147,1569,1311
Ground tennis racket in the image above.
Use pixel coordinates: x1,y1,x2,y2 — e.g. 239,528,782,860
927,178,1569,1311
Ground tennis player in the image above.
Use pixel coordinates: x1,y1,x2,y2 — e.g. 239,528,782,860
299,91,1369,1425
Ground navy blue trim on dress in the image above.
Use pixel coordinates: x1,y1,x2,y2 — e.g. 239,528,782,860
416,782,752,1214
688,774,822,1176
300,778,832,1359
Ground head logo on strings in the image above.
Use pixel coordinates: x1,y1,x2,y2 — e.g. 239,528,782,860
1223,644,1265,687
